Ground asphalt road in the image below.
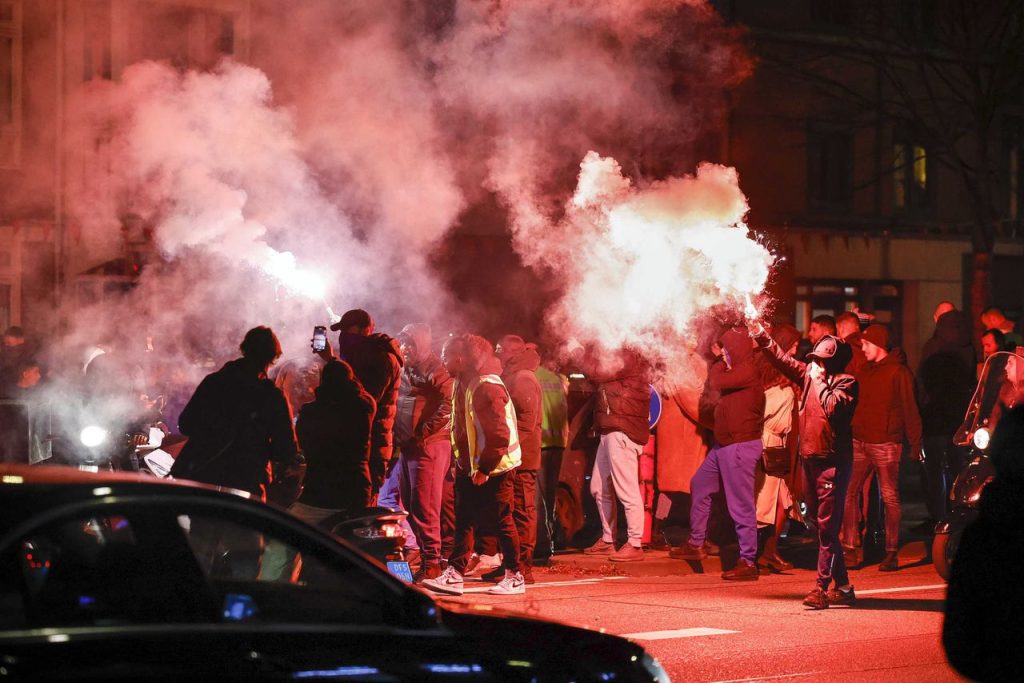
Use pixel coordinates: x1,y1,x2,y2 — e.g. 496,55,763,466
432,541,962,682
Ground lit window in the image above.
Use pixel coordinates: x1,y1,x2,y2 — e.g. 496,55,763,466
0,0,21,169
893,139,931,211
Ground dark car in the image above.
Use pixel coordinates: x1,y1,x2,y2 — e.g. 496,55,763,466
0,465,669,681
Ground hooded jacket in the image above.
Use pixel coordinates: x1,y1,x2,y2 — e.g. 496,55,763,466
337,331,403,486
917,310,976,436
395,324,453,448
709,328,765,446
451,338,520,476
851,352,923,456
500,345,543,470
757,331,858,458
295,360,376,510
172,358,299,496
591,350,651,447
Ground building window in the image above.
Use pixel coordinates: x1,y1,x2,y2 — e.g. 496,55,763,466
893,140,931,212
0,0,21,169
83,0,112,82
1005,118,1023,223
807,125,853,211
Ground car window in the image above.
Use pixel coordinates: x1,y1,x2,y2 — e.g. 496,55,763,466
1,502,400,629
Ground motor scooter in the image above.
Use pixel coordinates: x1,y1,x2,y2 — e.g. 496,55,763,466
933,349,1023,579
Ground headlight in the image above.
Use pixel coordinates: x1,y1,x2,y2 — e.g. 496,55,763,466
80,426,109,448
973,428,991,451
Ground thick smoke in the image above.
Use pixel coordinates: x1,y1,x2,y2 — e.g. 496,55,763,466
545,152,773,384
41,0,756,446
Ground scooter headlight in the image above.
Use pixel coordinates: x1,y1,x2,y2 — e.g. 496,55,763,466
80,426,109,448
973,428,991,451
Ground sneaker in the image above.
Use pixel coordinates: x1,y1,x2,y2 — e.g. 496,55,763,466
476,553,502,571
487,570,526,595
413,561,442,584
522,566,536,584
669,539,706,561
584,539,615,555
462,553,481,576
826,585,856,606
842,546,860,569
879,551,899,572
609,543,645,562
722,559,759,581
480,565,505,582
421,566,464,596
803,586,829,610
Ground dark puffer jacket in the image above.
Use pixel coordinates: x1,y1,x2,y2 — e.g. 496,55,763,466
592,350,651,447
757,331,858,458
709,328,765,446
917,310,976,437
337,332,403,487
395,324,453,448
501,345,543,470
172,358,300,497
296,360,376,511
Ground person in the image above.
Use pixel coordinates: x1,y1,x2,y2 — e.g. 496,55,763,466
755,324,801,573
422,334,525,596
943,405,1024,681
753,326,858,609
292,360,376,522
581,348,651,562
917,303,976,522
841,324,923,572
809,315,837,346
326,309,403,494
534,356,569,562
980,306,1022,350
475,334,543,584
170,326,303,578
836,311,867,375
0,359,44,464
674,327,765,581
394,323,454,583
978,328,1006,379
0,326,30,396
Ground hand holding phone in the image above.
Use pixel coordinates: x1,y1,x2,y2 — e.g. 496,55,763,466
312,325,327,352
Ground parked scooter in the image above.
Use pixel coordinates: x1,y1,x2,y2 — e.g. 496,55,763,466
933,349,1023,579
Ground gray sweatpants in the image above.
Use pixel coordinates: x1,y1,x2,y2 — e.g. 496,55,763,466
590,431,646,547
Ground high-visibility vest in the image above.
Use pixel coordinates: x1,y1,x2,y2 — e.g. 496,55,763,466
462,374,522,476
536,366,568,449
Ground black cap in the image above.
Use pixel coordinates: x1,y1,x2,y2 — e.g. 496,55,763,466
807,334,852,374
330,309,373,332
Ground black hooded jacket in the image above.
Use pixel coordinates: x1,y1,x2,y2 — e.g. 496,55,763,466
501,346,543,470
590,350,651,447
708,328,765,446
172,358,299,497
337,332,403,487
295,360,376,510
917,310,976,436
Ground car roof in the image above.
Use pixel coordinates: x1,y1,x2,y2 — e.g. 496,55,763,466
0,464,251,497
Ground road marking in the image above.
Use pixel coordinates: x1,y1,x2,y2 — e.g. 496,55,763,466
620,627,738,641
711,672,822,683
856,583,946,596
461,575,629,593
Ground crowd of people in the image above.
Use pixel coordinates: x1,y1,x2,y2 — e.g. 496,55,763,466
2,300,1021,607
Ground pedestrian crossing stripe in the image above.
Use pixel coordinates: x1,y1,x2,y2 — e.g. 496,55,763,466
621,627,738,640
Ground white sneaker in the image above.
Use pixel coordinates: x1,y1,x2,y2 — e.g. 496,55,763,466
487,570,525,595
421,566,464,595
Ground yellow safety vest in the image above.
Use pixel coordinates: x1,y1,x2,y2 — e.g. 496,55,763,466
461,374,522,476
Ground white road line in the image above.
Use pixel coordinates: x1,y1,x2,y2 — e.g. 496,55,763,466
621,627,738,641
460,575,629,593
710,672,822,683
857,583,947,596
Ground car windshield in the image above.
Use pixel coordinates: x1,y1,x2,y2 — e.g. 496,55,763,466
0,499,401,630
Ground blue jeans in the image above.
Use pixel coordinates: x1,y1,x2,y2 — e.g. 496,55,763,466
378,455,418,551
843,440,901,552
688,439,762,563
399,439,451,563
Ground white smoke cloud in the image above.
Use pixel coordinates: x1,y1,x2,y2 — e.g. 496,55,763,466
547,151,774,382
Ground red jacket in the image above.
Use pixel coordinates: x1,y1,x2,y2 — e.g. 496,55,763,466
851,353,923,457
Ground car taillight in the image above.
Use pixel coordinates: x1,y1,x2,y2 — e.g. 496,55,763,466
353,523,404,539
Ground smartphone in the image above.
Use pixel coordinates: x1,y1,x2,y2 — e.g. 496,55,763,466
312,325,327,352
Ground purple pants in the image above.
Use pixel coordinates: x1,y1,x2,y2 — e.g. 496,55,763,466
804,452,852,590
688,439,762,563
399,439,452,563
